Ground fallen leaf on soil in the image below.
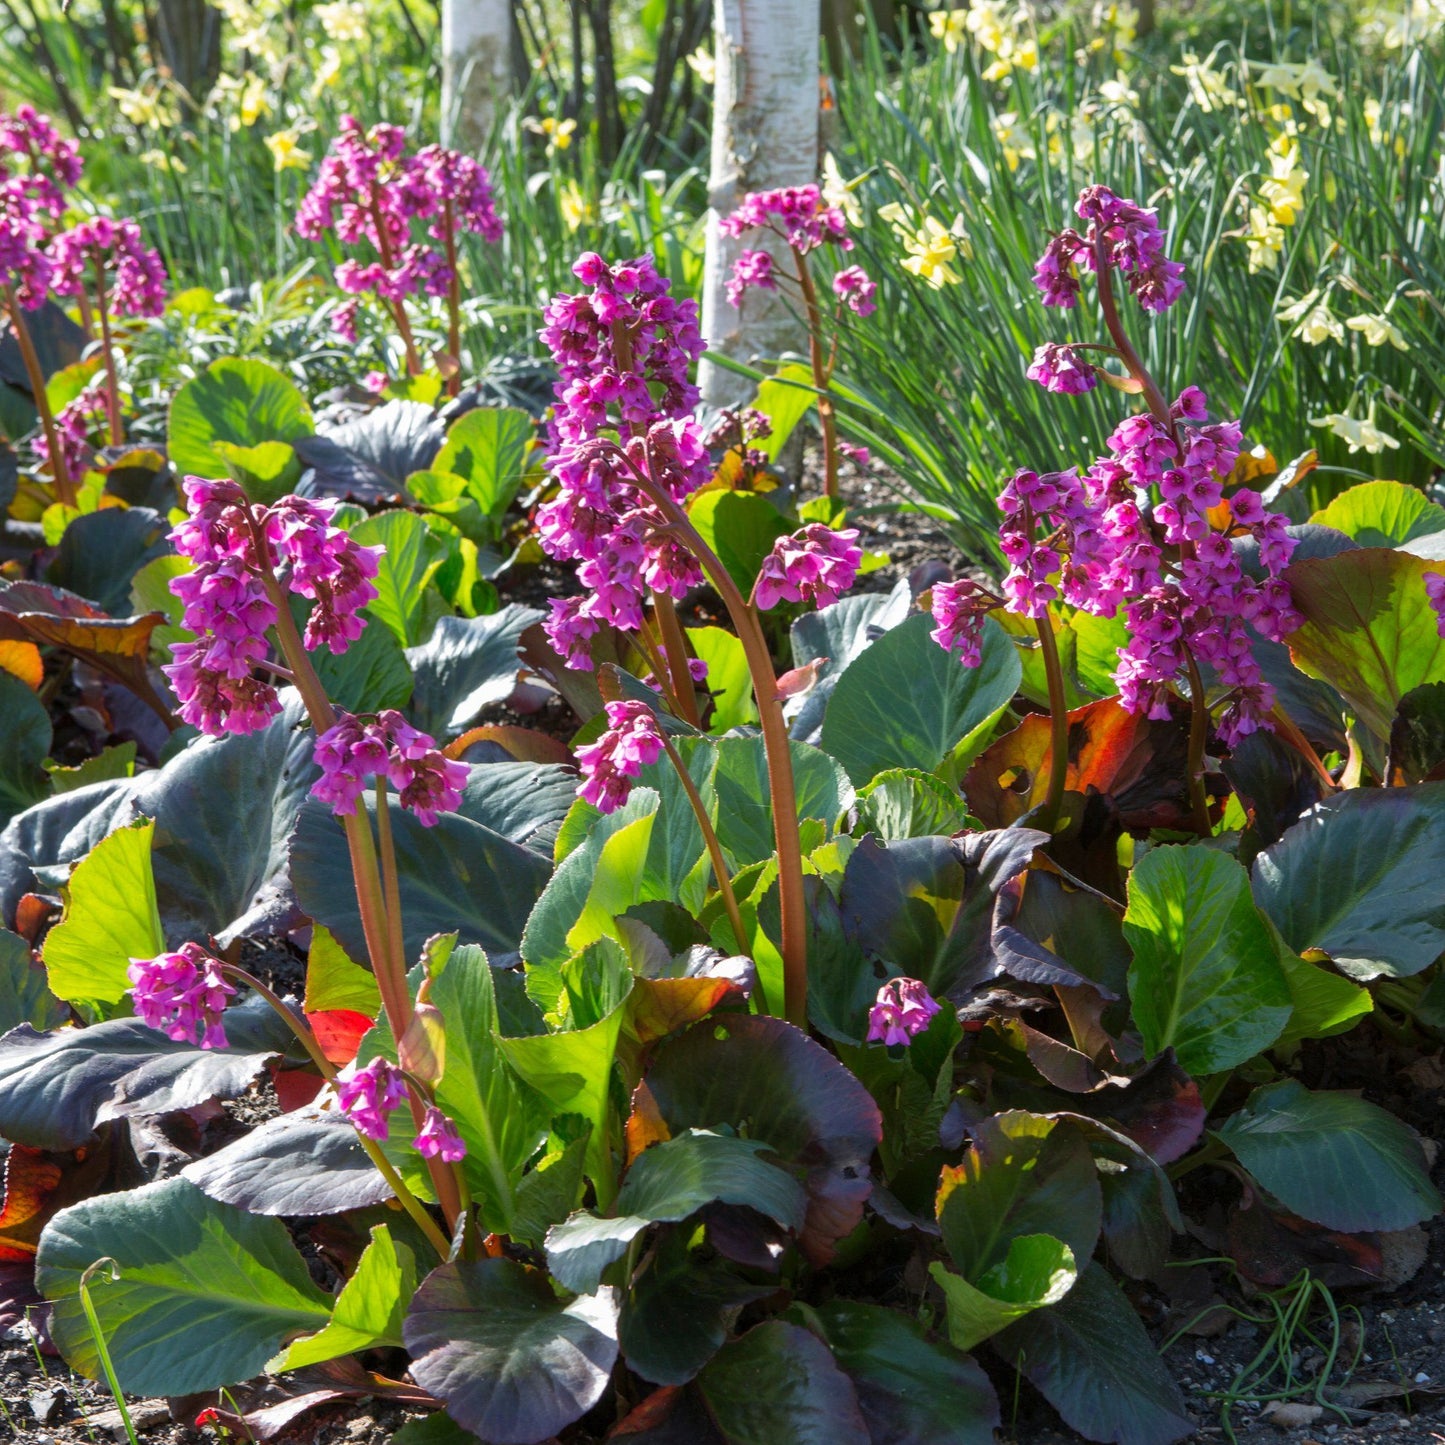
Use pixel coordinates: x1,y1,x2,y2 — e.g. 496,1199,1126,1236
1260,1401,1324,1428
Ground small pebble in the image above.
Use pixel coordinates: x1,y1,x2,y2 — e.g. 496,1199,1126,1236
1415,1369,1431,1383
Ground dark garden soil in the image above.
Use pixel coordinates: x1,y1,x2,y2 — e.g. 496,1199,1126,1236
4,463,1444,1445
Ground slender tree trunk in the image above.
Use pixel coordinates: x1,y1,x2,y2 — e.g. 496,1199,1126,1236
699,0,821,409
442,0,512,153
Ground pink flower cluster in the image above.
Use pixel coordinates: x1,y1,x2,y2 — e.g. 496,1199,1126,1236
0,105,82,309
753,523,862,611
718,184,872,314
1034,185,1186,314
128,943,236,1050
334,1057,466,1161
34,387,104,478
296,116,502,338
165,478,382,736
48,215,167,317
866,977,941,1047
930,578,999,669
575,699,666,813
537,253,710,669
1026,341,1097,395
937,386,1301,746
311,710,469,827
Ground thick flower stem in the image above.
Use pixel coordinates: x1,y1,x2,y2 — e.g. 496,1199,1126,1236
221,963,451,1259
5,285,74,506
661,735,748,955
1093,248,1174,437
367,191,423,376
1182,650,1214,835
442,200,462,398
627,469,809,1027
91,250,124,446
1034,615,1070,834
652,590,701,727
792,246,839,502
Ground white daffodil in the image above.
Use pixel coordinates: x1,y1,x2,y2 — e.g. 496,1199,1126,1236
1346,313,1409,350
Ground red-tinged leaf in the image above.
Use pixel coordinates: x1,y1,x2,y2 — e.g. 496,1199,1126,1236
445,724,574,766
272,1066,325,1113
625,1080,672,1164
626,976,741,1045
14,893,58,948
1226,1186,1382,1290
0,1139,117,1261
0,581,175,728
0,639,43,689
965,697,1192,833
306,1008,376,1067
1070,1055,1206,1166
775,657,829,699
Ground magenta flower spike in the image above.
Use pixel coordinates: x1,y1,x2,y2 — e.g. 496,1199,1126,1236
164,477,385,738
867,978,941,1047
127,943,236,1050
575,700,667,814
1427,573,1445,638
1026,341,1097,395
48,216,167,317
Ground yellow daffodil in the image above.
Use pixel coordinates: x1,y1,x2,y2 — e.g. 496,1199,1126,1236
313,45,343,95
1091,1,1139,59
686,46,715,85
901,215,969,288
139,148,186,175
928,9,968,53
1311,411,1400,454
109,85,179,129
525,116,577,156
1098,74,1140,109
315,0,365,42
1171,51,1239,113
558,179,594,233
1260,138,1309,225
234,72,270,129
822,153,864,229
1278,293,1344,345
991,111,1036,172
265,129,312,172
1244,205,1284,272
1346,313,1409,350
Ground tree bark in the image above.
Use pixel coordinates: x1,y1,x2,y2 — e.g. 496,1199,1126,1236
698,0,821,409
441,0,512,153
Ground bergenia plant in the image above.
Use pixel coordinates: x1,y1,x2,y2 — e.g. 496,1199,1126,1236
719,184,875,500
537,250,863,1024
135,474,476,1255
296,114,502,389
933,185,1305,832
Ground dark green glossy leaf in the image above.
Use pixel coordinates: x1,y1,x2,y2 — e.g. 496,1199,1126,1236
1216,1080,1441,1232
1251,783,1445,980
930,1234,1078,1350
804,1300,999,1445
1311,480,1445,549
351,509,452,646
36,1177,330,1397
403,1258,618,1445
0,995,292,1149
710,736,853,867
821,614,1020,786
0,671,51,826
45,507,172,616
856,768,974,842
546,1130,805,1295
404,606,539,738
695,1320,870,1445
0,927,64,1033
1389,682,1445,784
1124,846,1290,1074
994,1262,1193,1445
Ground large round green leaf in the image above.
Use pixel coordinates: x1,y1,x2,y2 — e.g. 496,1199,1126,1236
1251,783,1445,980
1310,480,1445,549
821,613,1020,786
1123,846,1290,1074
404,605,540,738
1284,547,1445,746
696,1320,870,1445
168,357,314,480
930,1234,1078,1351
994,1263,1193,1445
0,670,51,826
35,1177,330,1396
1217,1080,1441,1232
640,1015,882,1265
805,1300,1000,1445
403,1258,619,1445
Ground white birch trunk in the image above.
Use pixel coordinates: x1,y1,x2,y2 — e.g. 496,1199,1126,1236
441,0,512,155
699,0,822,408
